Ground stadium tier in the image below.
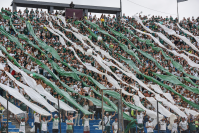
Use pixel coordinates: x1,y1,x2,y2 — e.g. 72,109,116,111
0,7,199,133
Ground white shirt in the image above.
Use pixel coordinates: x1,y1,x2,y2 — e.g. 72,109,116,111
84,118,91,126
112,121,118,130
146,121,154,133
137,113,144,124
160,121,166,130
179,121,188,131
19,121,25,133
41,120,48,131
34,113,40,123
104,116,111,126
83,104,89,111
172,123,178,132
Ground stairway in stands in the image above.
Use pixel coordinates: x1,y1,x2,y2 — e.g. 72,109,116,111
1,109,32,133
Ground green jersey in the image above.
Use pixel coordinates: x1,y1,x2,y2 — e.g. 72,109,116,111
66,120,73,130
0,126,7,133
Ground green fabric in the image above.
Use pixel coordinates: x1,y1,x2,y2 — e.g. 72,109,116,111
78,21,141,64
66,120,73,130
1,13,141,118
77,20,198,109
127,27,199,82
153,73,198,94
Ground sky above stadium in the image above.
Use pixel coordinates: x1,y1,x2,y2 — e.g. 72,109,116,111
0,0,199,19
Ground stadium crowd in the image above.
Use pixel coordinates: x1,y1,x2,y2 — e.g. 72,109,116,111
0,7,199,133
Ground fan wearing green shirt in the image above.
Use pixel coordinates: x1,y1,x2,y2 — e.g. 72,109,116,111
0,103,4,127
188,117,196,133
66,115,74,133
0,122,7,133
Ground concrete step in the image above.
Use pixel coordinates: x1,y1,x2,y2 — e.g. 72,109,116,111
3,109,32,132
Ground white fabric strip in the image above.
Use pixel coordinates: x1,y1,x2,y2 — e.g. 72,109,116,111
3,59,75,112
132,16,199,59
128,25,199,68
4,71,57,112
156,23,199,52
0,95,23,115
0,83,51,116
20,71,75,112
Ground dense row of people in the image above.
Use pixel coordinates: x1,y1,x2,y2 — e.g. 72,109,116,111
0,7,199,133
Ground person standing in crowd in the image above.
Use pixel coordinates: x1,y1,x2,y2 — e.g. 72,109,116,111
103,110,116,133
52,114,60,133
146,118,154,133
124,108,130,130
15,114,29,133
82,114,94,133
34,112,41,133
40,113,53,133
136,110,146,133
195,117,199,133
159,117,167,133
0,122,7,133
171,119,178,133
130,115,137,133
188,116,196,133
0,103,4,127
95,97,102,119
179,117,189,133
112,117,118,133
66,111,78,131
66,115,73,133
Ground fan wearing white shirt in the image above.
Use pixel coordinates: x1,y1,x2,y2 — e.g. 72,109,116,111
39,113,53,133
103,110,116,133
159,118,167,133
146,118,154,133
34,112,41,133
82,114,94,133
136,110,146,133
112,117,118,133
179,117,188,133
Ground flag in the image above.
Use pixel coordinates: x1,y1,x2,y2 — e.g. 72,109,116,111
177,0,188,3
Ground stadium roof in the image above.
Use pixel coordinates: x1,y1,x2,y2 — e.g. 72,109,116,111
11,0,121,14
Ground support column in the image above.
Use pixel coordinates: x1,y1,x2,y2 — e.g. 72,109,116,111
83,9,88,18
12,2,17,12
48,6,54,13
116,12,120,22
118,89,124,133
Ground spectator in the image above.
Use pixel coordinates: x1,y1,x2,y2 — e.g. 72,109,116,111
179,117,189,133
0,122,7,133
0,103,4,127
82,114,94,133
103,110,116,133
189,117,196,133
136,110,146,133
66,115,73,133
15,114,29,133
34,112,41,133
160,118,167,133
40,113,53,133
52,114,60,133
146,118,154,133
112,117,118,133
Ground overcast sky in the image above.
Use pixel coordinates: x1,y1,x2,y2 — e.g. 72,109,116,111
0,0,199,19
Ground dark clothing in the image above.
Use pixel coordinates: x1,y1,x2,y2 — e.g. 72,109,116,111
95,108,101,119
52,129,59,133
35,122,41,133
